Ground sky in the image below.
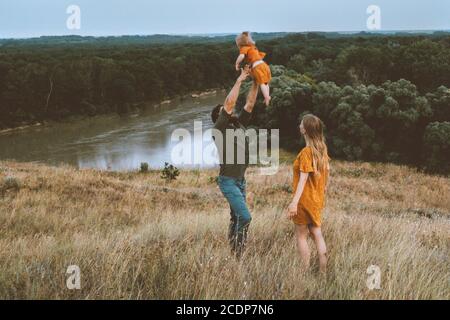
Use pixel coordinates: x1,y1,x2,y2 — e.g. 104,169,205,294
0,0,449,38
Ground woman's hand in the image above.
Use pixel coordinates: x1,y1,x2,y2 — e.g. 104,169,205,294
287,172,308,220
287,201,297,219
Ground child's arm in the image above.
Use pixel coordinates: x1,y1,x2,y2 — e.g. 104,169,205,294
235,54,245,71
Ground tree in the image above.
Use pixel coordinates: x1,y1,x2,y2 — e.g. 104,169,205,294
426,86,450,122
423,122,450,174
287,54,307,74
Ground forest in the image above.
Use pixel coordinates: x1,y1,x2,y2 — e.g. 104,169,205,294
0,32,449,173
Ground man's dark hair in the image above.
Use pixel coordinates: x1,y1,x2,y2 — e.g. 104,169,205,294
211,104,223,124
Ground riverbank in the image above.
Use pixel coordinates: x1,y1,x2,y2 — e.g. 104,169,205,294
0,159,448,299
0,88,227,134
0,122,44,134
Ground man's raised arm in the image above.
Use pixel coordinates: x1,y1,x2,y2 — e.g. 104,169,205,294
223,66,250,114
243,81,259,114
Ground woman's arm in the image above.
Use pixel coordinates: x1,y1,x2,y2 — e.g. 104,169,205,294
235,54,245,71
287,172,309,218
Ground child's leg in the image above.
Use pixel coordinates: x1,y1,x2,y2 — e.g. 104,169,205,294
260,83,271,106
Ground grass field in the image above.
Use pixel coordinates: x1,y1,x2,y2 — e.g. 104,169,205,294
0,155,449,299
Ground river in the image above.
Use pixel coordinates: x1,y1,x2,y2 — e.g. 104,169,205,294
0,93,226,170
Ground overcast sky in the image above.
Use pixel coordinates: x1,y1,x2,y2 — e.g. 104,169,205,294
1,0,449,38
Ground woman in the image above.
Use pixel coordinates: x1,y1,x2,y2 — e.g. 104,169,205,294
287,114,330,273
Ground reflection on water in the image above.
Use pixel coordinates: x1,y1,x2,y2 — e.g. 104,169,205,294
0,94,225,170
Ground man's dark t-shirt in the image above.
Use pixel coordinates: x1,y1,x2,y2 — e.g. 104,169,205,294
213,108,251,179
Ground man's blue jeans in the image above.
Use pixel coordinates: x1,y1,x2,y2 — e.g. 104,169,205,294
217,176,252,256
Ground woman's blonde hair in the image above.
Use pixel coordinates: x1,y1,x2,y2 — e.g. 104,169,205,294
301,114,330,173
236,31,255,47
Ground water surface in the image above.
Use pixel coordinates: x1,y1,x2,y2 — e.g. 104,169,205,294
0,94,225,170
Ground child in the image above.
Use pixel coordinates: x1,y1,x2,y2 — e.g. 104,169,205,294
235,32,272,106
287,114,330,273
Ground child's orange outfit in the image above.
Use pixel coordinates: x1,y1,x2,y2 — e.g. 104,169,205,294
239,45,272,85
292,146,329,227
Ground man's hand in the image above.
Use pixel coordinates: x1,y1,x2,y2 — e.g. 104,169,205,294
223,65,250,114
237,66,250,83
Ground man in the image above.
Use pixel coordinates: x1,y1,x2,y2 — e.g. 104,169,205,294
211,66,258,257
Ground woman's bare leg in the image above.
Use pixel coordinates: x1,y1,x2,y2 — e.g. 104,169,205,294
295,224,310,270
260,84,271,106
309,225,327,273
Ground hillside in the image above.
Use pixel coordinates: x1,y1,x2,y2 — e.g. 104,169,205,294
0,159,449,299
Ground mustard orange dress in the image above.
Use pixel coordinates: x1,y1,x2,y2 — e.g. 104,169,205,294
292,147,329,227
239,45,272,85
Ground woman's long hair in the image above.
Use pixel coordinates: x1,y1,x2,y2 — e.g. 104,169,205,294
301,114,330,173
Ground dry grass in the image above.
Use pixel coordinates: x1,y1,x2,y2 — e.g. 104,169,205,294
0,156,449,300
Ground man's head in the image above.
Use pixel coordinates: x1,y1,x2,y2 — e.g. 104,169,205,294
211,104,223,124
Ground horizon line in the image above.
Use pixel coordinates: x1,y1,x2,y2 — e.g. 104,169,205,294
1,28,450,41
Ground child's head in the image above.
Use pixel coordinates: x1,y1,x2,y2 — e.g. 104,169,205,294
236,31,255,48
300,114,329,172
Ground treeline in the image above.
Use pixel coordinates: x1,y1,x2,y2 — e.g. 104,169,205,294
0,42,237,127
0,33,289,47
238,66,450,174
1,32,450,130
0,33,289,128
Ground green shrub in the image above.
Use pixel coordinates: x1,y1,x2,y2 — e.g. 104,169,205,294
161,163,180,182
140,162,149,173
